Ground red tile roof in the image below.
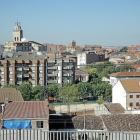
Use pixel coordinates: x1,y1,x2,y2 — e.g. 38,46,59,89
120,79,140,93
3,101,49,119
0,88,23,102
109,72,140,77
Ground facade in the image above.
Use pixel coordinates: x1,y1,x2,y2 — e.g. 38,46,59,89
2,101,49,129
109,72,140,86
0,52,75,87
13,22,23,42
84,45,102,51
29,41,47,51
77,51,105,68
75,69,89,82
112,79,140,109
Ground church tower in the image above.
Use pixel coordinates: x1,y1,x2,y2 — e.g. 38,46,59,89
13,22,23,42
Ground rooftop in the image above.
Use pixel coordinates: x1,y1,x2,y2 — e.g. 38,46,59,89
119,79,140,93
3,101,49,119
0,88,23,102
104,103,125,114
109,72,140,77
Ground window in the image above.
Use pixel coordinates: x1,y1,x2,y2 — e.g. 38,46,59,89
130,95,133,98
136,102,139,106
130,103,133,107
36,121,43,128
136,95,140,98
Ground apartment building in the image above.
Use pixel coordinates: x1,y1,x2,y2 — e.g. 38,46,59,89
77,51,105,68
0,52,75,87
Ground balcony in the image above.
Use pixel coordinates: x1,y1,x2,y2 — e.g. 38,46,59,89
47,80,57,83
63,66,73,69
63,73,67,76
48,73,57,76
1,72,4,75
48,66,57,69
17,74,22,78
17,81,22,84
24,67,29,71
24,74,29,77
17,67,22,71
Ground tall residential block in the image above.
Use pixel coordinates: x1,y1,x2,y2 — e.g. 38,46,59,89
0,52,75,87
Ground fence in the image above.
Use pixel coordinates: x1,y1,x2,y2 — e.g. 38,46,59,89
0,129,140,140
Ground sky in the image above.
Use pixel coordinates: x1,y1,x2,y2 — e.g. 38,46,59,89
0,0,140,46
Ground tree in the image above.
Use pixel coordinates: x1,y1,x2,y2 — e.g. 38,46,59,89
97,97,104,105
77,82,92,100
59,84,79,112
3,83,17,88
86,68,98,81
120,47,127,52
47,83,59,99
83,99,88,108
17,83,32,101
32,84,43,100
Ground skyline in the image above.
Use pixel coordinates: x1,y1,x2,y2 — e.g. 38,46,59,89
1,0,140,46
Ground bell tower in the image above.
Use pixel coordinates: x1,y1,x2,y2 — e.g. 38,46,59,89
13,21,23,42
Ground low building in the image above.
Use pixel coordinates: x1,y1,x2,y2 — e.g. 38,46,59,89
112,79,140,110
75,69,89,82
94,103,125,116
0,88,23,126
2,101,49,129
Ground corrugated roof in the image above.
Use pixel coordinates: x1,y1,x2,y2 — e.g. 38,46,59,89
120,79,140,93
109,72,140,77
104,103,125,114
3,101,49,119
0,88,23,102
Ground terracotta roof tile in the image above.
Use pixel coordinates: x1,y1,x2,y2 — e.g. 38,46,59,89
109,72,140,77
119,79,140,93
0,88,23,102
3,101,49,119
104,103,125,114
102,114,140,131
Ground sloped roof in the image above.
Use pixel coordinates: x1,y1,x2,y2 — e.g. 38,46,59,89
3,101,49,119
104,103,125,114
119,79,140,93
102,114,140,131
49,115,104,130
72,115,103,130
0,88,23,102
109,72,140,77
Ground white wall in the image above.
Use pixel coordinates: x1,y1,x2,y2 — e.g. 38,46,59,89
112,81,126,109
77,53,86,68
110,76,118,86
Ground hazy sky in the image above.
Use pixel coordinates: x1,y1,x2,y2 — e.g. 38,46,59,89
0,0,140,46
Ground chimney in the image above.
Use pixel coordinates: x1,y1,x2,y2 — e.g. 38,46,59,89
34,52,37,57
5,97,9,104
27,52,29,55
16,54,18,57
139,81,140,87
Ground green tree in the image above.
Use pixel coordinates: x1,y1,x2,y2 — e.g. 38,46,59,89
47,83,59,99
87,68,98,81
59,84,79,112
120,47,127,52
32,84,43,100
97,97,104,105
3,83,17,88
77,82,92,100
83,99,88,108
17,83,32,101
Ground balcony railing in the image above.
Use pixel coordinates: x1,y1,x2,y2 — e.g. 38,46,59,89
24,67,29,70
0,129,139,140
47,80,57,83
